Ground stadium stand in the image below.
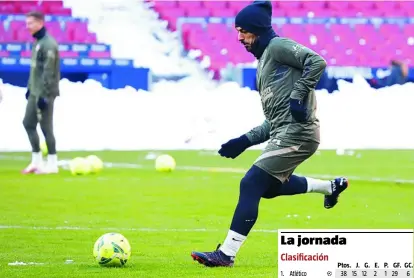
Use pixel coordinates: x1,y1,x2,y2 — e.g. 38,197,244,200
150,1,414,76
0,1,106,55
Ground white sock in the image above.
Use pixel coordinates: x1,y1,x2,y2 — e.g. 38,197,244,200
306,177,332,195
47,154,58,168
219,230,247,257
31,152,42,166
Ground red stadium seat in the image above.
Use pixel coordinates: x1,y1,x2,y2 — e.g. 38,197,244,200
89,51,111,58
0,1,111,61
59,51,79,58
0,50,10,57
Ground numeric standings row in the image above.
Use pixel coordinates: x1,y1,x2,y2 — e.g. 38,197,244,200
336,269,413,277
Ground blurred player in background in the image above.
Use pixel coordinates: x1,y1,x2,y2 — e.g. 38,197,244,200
22,11,60,174
369,59,410,88
191,1,348,267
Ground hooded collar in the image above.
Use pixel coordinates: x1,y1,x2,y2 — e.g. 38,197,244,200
249,28,277,59
33,26,46,40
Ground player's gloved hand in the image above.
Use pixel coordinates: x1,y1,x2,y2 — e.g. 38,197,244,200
37,97,48,110
25,89,30,100
290,98,308,123
218,135,252,159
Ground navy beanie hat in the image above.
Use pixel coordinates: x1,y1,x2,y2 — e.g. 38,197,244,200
235,1,273,36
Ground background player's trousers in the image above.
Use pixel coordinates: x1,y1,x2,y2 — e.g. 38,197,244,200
23,95,57,154
254,137,319,183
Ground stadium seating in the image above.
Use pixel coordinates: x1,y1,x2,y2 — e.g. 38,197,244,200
150,1,414,72
0,0,71,15
0,0,111,58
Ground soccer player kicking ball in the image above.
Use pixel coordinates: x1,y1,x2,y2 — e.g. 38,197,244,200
22,11,60,174
191,1,348,267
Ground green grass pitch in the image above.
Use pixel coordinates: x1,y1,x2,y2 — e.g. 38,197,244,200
0,150,413,278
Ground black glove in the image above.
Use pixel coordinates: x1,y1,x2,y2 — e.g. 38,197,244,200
290,98,308,122
25,89,30,100
37,97,48,110
218,135,252,159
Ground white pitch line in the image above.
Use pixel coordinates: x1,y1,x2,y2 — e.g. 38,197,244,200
106,162,414,184
1,154,413,184
0,225,278,233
